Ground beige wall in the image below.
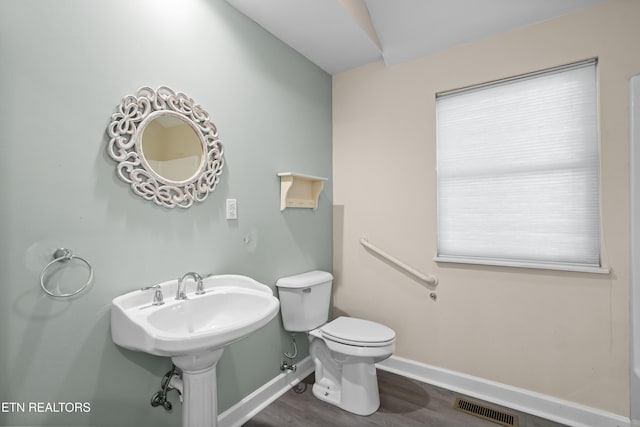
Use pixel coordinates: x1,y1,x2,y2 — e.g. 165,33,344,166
332,0,640,416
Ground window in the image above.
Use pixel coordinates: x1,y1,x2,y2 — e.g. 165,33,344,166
435,60,605,273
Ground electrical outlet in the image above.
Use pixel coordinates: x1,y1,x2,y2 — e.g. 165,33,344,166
226,199,237,220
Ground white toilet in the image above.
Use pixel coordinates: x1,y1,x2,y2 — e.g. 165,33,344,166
276,271,395,416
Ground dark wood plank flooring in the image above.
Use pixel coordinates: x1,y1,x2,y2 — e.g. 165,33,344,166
243,370,568,427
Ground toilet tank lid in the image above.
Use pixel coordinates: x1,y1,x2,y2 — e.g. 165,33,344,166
276,271,333,289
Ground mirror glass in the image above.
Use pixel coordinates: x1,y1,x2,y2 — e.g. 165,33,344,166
141,114,204,183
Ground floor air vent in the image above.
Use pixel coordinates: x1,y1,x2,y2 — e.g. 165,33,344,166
453,398,519,427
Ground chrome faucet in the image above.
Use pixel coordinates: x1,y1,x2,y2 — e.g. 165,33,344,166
176,272,205,300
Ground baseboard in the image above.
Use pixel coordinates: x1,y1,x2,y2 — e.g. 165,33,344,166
218,356,314,427
217,354,630,427
377,355,630,427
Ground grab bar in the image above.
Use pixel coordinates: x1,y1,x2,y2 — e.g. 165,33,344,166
360,238,438,286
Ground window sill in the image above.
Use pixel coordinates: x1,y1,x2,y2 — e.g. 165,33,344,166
433,256,610,274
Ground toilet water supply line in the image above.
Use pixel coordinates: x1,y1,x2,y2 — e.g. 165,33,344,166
281,333,298,372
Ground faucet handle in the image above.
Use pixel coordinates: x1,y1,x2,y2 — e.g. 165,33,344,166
195,274,205,295
141,285,165,306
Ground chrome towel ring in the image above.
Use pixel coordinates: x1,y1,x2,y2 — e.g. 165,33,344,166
40,248,93,298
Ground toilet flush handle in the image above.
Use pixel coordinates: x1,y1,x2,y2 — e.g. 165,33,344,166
303,288,311,293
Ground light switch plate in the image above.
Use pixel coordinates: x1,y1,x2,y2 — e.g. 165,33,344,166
226,199,237,220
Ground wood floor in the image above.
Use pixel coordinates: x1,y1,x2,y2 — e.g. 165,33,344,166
242,370,568,427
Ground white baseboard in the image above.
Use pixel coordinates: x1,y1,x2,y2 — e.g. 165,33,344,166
218,356,314,427
377,355,630,427
217,354,630,427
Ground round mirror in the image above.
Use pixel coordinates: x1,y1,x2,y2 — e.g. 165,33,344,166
140,114,205,183
107,86,224,209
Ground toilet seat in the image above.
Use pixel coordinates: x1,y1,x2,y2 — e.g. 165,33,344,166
320,316,395,347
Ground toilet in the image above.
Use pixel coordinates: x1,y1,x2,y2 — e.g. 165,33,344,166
276,271,395,416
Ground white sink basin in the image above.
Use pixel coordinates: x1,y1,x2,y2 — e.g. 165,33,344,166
111,274,280,357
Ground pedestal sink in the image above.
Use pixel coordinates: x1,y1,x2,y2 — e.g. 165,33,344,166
111,275,280,427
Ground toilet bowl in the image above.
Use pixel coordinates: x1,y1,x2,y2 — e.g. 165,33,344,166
308,316,395,415
276,271,396,416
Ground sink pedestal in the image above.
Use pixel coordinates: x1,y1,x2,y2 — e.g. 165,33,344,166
172,349,224,427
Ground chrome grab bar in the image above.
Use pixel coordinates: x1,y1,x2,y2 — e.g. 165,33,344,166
360,238,438,286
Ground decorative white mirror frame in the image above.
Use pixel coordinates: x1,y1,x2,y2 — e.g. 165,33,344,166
107,86,224,209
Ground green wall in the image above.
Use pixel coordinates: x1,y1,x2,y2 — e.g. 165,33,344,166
0,0,332,425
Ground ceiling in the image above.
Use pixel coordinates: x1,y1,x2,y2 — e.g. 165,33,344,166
225,0,608,75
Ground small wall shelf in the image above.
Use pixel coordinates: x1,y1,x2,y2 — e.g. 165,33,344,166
277,172,328,211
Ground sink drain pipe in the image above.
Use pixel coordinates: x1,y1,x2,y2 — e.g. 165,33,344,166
169,374,183,398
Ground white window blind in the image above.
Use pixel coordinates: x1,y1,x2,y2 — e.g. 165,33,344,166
435,60,603,272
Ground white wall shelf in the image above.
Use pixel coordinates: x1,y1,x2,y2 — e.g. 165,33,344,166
277,172,327,211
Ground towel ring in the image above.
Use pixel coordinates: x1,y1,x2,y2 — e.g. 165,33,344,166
40,248,93,298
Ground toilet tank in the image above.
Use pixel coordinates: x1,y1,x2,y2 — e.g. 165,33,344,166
276,271,333,332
